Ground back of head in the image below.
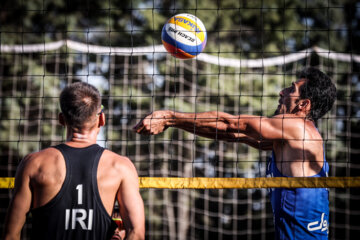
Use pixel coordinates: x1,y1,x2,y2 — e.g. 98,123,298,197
60,82,101,132
298,67,337,122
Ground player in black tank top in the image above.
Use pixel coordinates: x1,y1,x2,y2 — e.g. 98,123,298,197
30,144,117,240
4,82,144,240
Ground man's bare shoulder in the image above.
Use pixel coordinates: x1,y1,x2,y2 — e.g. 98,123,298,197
271,114,317,127
271,114,306,120
270,114,310,128
16,147,64,182
270,114,320,139
102,149,132,162
101,150,136,171
22,147,62,166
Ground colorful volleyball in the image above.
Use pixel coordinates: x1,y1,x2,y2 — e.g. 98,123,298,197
161,13,207,59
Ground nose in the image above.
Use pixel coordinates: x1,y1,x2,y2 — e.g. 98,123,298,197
280,85,291,97
279,88,284,97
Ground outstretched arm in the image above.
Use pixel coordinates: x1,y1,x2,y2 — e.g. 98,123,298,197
133,110,275,150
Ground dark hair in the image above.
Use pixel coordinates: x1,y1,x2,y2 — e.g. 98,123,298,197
298,67,337,121
60,82,101,131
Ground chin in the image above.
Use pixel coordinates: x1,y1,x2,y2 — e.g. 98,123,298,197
274,107,281,115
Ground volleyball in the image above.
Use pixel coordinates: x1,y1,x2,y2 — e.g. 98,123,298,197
161,13,207,59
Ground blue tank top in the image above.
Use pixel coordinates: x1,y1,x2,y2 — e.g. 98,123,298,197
266,151,329,240
30,144,117,240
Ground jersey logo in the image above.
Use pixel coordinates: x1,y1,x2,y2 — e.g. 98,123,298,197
307,213,328,233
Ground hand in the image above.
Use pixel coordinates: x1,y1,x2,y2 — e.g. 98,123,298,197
133,110,172,135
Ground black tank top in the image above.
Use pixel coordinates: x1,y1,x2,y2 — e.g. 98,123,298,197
30,144,117,240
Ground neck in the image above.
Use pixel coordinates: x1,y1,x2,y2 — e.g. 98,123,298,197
288,111,305,118
293,111,316,126
65,127,99,147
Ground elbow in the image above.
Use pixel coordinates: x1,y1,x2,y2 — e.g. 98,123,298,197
221,115,246,134
134,233,145,240
126,227,145,240
227,121,246,134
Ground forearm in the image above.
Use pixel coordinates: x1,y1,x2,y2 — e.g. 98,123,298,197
180,124,272,149
166,111,267,142
3,199,26,240
4,172,31,240
167,111,242,135
135,110,271,144
165,111,274,150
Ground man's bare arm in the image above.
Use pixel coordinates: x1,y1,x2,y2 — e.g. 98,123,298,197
3,156,33,240
175,123,273,150
117,158,145,240
133,110,276,150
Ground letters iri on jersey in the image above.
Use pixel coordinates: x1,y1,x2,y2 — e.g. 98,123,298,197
65,184,93,230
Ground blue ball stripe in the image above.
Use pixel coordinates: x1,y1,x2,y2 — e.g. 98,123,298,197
161,27,206,56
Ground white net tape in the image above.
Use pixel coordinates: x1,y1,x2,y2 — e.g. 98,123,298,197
2,39,359,65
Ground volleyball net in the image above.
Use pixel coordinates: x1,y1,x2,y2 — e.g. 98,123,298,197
1,38,359,239
1,1,360,240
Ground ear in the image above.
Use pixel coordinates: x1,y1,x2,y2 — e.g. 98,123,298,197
59,113,65,126
298,99,311,111
99,113,105,127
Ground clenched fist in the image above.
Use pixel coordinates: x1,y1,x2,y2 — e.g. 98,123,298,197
133,110,173,135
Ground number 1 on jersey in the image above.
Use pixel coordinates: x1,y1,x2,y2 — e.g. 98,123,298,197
76,184,83,205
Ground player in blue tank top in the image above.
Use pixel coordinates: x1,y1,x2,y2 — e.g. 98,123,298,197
267,150,330,239
133,67,337,239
